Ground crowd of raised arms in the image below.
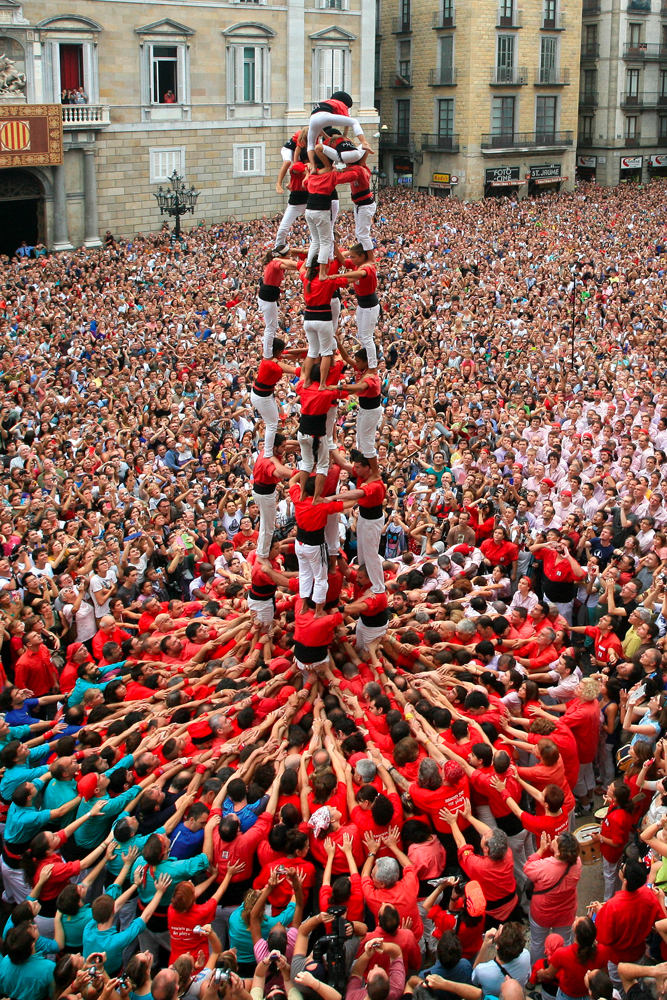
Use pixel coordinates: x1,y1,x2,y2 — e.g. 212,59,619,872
3,88,667,1000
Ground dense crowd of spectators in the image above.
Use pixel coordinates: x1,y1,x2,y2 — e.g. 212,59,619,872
1,178,667,1000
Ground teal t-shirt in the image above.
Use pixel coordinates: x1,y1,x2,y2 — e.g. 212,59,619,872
74,781,137,848
108,822,164,878
0,952,55,1000
130,852,209,907
82,915,146,976
60,904,93,948
4,778,50,844
0,745,50,800
0,724,31,752
43,776,79,823
228,901,295,963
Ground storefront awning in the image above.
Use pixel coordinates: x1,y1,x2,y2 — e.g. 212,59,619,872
533,175,568,184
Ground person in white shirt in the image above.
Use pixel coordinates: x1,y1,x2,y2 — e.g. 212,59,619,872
88,556,118,620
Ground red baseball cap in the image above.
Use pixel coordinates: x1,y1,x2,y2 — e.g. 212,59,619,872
77,773,99,801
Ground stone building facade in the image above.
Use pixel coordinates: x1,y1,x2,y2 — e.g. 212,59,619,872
374,0,581,199
0,0,377,251
577,0,667,186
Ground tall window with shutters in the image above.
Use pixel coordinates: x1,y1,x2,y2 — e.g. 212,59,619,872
232,45,266,103
539,36,557,83
316,47,346,101
224,24,274,109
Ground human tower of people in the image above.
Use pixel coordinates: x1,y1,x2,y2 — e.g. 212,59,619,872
2,88,667,1000
252,91,389,672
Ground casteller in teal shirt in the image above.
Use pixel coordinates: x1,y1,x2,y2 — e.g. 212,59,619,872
0,951,55,1000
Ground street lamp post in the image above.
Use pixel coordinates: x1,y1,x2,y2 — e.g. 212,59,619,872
370,167,386,197
153,170,201,239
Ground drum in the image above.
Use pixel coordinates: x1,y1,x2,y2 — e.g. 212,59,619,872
617,744,634,773
576,823,602,865
594,806,609,821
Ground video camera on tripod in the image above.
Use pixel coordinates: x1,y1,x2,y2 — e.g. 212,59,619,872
310,905,349,994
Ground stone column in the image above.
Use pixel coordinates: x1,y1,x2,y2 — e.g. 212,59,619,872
83,147,102,248
52,162,73,250
286,0,306,116
358,0,377,114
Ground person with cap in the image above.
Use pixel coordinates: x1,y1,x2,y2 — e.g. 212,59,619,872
304,91,372,168
303,802,364,874
70,749,173,859
422,879,487,961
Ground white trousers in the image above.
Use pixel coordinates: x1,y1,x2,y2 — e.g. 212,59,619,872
307,112,364,150
508,828,530,893
354,202,377,251
356,619,387,652
325,512,340,555
295,539,329,604
573,761,595,798
305,318,335,358
258,297,279,359
296,655,329,677
275,202,306,248
247,594,275,625
298,432,330,475
356,405,382,458
320,144,366,165
253,488,277,558
326,404,338,451
552,599,574,624
331,296,341,332
331,199,339,232
251,389,279,459
356,304,380,368
603,856,622,901
357,514,385,593
1,859,29,903
306,209,333,265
